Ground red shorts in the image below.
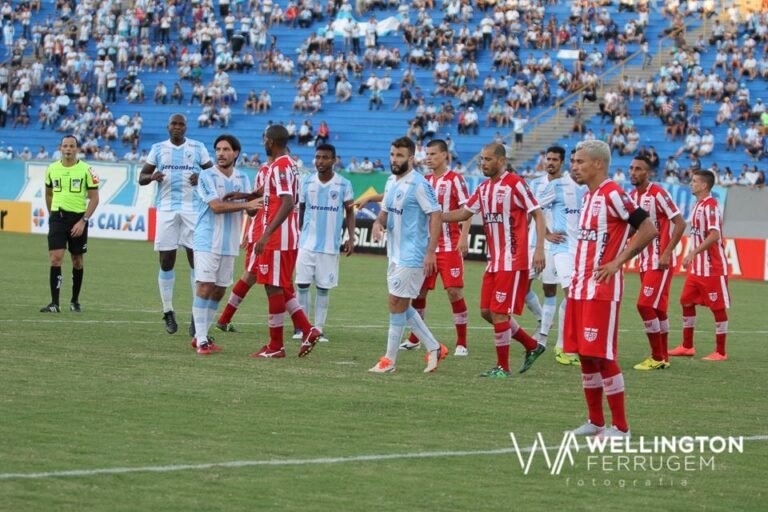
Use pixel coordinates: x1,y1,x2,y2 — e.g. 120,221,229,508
254,248,298,289
422,250,464,290
480,270,528,316
680,274,730,310
563,299,620,360
637,268,674,311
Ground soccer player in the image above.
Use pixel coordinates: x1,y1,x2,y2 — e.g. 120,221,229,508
399,139,472,356
368,136,448,374
40,135,100,313
533,146,586,366
250,124,321,358
139,113,213,335
190,134,260,355
296,144,355,341
564,140,657,439
628,155,685,370
524,163,548,327
670,170,731,361
442,143,548,377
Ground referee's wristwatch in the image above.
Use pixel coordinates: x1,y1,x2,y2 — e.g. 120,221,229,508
81,216,90,223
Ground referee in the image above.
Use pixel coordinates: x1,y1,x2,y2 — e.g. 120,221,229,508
40,136,100,313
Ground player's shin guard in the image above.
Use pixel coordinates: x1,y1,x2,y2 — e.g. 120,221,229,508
407,297,427,343
493,321,512,372
385,312,407,363
600,359,628,433
682,305,696,348
638,305,662,361
314,287,329,332
509,318,538,351
218,279,252,325
50,266,62,305
657,310,670,362
267,293,286,350
525,290,543,321
405,306,438,351
580,358,605,427
540,296,557,341
192,296,209,344
158,269,175,312
712,309,728,355
451,298,468,347
285,289,312,334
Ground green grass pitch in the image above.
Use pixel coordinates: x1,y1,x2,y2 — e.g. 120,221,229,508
1,232,767,511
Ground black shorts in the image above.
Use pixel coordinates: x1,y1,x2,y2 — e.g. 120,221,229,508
515,133,523,143
48,210,88,254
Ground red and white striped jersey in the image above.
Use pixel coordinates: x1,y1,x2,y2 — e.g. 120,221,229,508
689,196,728,277
246,163,270,244
570,179,639,302
464,171,539,272
426,170,470,253
261,155,300,251
629,183,681,272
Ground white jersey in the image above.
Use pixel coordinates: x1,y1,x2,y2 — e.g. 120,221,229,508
536,173,586,255
194,166,250,257
528,174,549,248
147,138,211,212
299,172,354,255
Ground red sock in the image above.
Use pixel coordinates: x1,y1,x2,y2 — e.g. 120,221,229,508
285,288,312,334
451,298,468,347
682,305,696,348
494,321,511,371
510,319,537,351
408,297,427,343
638,305,662,360
600,359,628,433
218,279,253,325
712,309,728,355
267,292,286,350
656,310,669,362
580,358,605,427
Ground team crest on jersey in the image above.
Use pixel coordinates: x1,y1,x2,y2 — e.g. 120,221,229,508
591,199,603,216
438,184,448,195
330,190,338,200
395,190,404,201
495,291,507,303
708,292,718,302
643,286,655,297
259,264,269,275
450,268,460,278
584,328,599,342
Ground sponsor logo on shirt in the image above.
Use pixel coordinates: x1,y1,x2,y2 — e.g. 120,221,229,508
484,212,503,224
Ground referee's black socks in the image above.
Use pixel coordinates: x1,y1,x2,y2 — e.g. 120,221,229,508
50,266,62,305
72,267,83,304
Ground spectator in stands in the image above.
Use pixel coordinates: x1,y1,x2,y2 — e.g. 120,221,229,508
697,128,715,156
336,76,352,102
171,83,184,105
154,82,168,104
315,121,330,146
297,119,313,145
720,168,736,186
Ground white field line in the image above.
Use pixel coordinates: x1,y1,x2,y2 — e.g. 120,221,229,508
2,435,767,481
1,318,767,335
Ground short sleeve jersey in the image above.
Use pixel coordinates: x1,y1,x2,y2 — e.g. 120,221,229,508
536,173,587,255
629,183,681,272
45,160,99,213
194,166,251,256
689,195,728,277
261,154,300,251
146,138,211,213
426,170,470,253
299,172,354,255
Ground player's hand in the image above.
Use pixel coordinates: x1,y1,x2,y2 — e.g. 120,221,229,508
681,253,694,270
151,171,165,183
224,191,251,201
189,173,199,186
532,247,545,274
594,260,621,283
354,197,373,209
458,238,469,256
545,231,566,244
343,239,354,257
659,251,672,270
246,198,263,210
424,252,437,276
70,218,86,237
254,235,268,256
240,239,249,249
372,220,385,242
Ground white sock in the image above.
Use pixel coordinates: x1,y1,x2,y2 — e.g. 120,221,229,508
557,298,567,350
190,268,196,297
159,269,175,312
385,312,407,363
297,286,311,322
525,291,543,321
207,299,220,337
541,296,557,339
192,296,209,344
405,307,439,351
315,287,329,332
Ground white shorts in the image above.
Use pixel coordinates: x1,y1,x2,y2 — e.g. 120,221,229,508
528,246,541,280
194,251,235,287
541,251,575,288
295,248,340,289
387,261,425,299
154,210,195,251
